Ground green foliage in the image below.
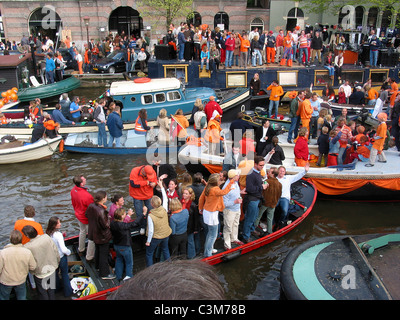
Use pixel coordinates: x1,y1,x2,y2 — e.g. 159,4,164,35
136,0,194,31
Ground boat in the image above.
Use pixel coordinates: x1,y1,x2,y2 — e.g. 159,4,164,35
63,128,178,155
273,132,400,201
178,131,400,201
16,75,81,103
69,178,316,300
241,108,291,131
108,77,250,122
0,135,62,164
280,233,400,300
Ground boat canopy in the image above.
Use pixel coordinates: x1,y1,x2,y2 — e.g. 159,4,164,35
109,78,181,96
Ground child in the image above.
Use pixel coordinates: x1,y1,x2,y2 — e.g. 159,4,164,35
110,208,145,281
200,46,210,71
327,129,340,166
337,87,346,104
294,127,309,167
317,126,330,166
317,109,328,138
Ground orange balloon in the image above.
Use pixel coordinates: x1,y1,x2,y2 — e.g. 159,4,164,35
1,92,6,98
6,90,12,97
12,87,18,93
0,100,4,107
3,98,8,104
10,93,17,101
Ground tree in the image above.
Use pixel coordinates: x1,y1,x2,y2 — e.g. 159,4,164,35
136,0,194,32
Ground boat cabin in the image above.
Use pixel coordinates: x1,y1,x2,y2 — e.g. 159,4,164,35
0,53,34,92
109,77,215,121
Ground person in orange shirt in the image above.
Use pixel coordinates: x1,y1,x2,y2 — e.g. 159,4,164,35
267,80,284,119
280,31,293,67
204,110,223,155
365,86,379,106
43,112,60,138
84,47,91,73
366,112,387,167
237,33,250,68
14,205,44,245
299,92,313,136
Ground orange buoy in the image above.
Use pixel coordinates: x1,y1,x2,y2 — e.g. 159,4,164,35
59,139,64,153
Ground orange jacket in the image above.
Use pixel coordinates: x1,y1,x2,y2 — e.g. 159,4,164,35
129,166,158,200
299,99,312,119
43,119,59,131
198,180,234,212
174,114,189,138
267,85,284,101
284,35,292,48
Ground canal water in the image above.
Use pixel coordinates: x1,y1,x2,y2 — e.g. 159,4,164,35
1,80,399,300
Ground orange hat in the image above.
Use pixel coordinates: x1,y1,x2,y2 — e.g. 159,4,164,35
143,165,156,181
141,48,145,51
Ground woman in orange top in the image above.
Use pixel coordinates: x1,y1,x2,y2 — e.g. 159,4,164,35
199,173,234,257
280,31,293,66
366,112,387,167
204,110,223,155
366,86,379,106
294,127,309,167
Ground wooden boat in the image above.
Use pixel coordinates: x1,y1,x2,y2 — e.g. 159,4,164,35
0,135,62,164
108,77,250,122
63,128,178,155
69,178,316,300
16,75,81,103
280,233,400,300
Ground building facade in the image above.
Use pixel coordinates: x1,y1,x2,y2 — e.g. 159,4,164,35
0,0,399,50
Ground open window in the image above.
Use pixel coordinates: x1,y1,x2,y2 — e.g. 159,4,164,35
163,64,188,83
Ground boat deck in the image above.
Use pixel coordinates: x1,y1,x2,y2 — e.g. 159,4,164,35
367,243,400,300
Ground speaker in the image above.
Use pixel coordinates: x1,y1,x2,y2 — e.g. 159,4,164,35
155,45,170,60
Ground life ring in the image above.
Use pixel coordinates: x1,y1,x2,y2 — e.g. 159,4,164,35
133,77,151,83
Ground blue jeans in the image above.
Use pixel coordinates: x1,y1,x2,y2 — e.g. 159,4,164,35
299,47,308,64
276,197,290,222
292,45,297,61
179,43,185,60
125,61,131,72
187,232,201,259
146,237,170,267
288,116,298,141
242,199,260,240
97,122,107,146
56,255,73,297
269,100,279,118
204,224,218,257
114,245,133,280
201,58,209,70
133,198,152,228
108,135,121,147
0,282,26,300
252,50,262,66
46,70,55,84
324,66,335,76
225,50,233,67
370,50,378,67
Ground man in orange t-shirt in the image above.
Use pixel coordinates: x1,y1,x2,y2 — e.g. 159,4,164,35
366,113,387,167
267,80,284,119
14,205,44,245
298,92,313,136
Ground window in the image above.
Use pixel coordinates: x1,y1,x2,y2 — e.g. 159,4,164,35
250,18,264,34
163,64,188,83
314,70,330,86
367,7,379,28
142,94,153,104
369,69,389,85
381,8,393,29
214,12,229,30
341,70,363,84
167,91,181,101
155,93,166,103
355,6,364,28
187,12,202,28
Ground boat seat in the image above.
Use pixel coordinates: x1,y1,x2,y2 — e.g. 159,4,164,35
29,76,43,87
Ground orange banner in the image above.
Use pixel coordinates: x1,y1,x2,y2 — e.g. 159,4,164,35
309,177,400,195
